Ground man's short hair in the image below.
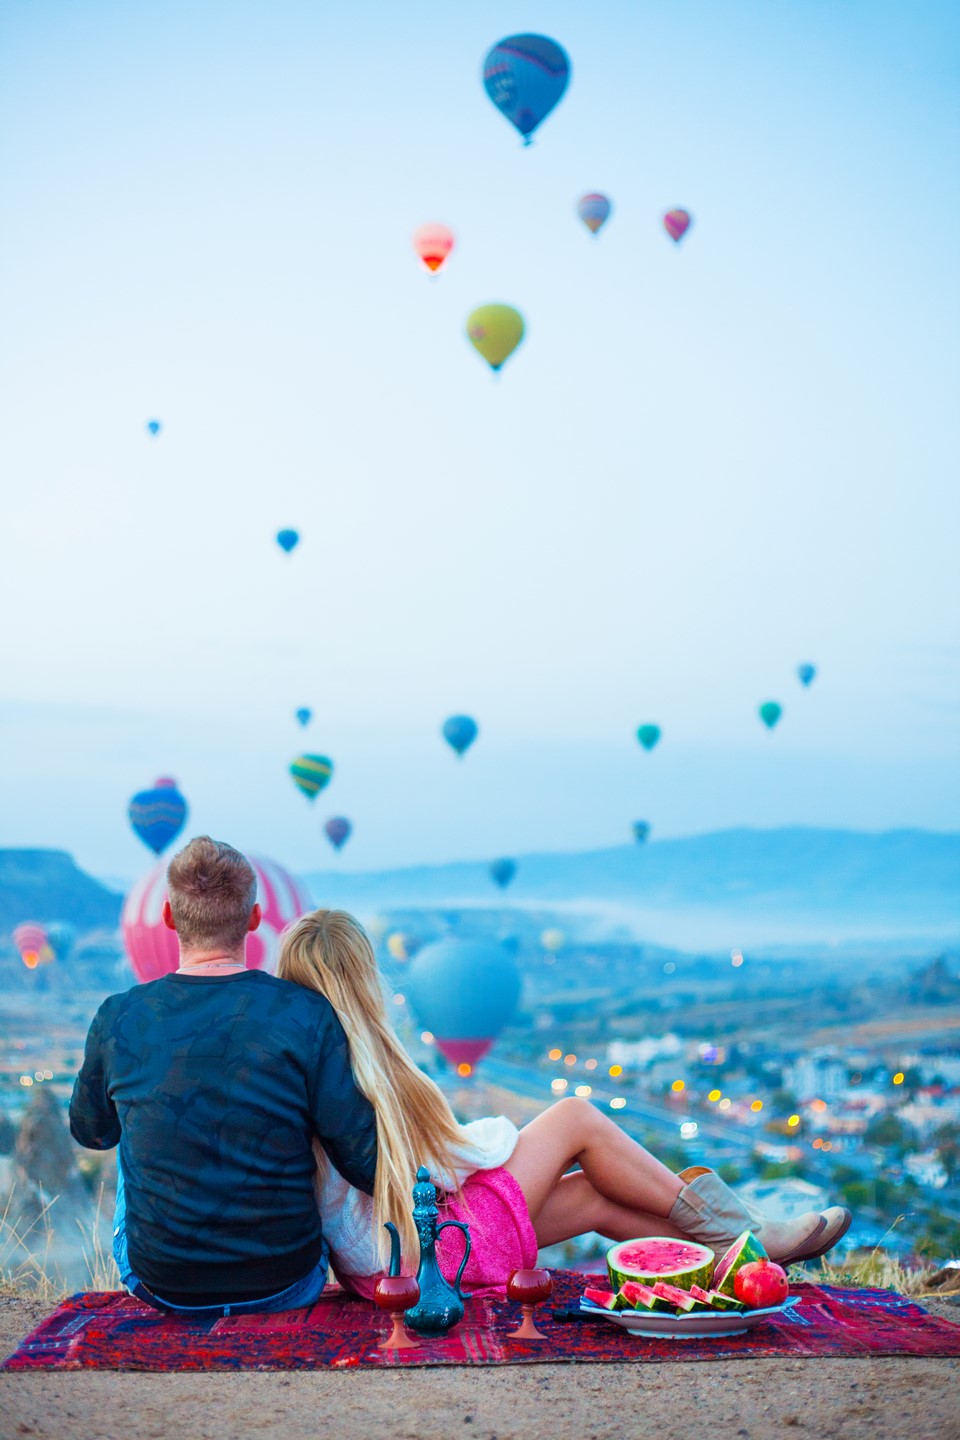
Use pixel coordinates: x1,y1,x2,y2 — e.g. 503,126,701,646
166,837,257,951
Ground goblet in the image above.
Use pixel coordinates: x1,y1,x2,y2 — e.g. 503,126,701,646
373,1275,421,1350
506,1267,554,1340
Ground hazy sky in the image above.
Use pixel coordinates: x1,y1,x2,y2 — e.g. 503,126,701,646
1,1,958,884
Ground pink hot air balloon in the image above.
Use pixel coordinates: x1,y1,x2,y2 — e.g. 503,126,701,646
13,922,52,970
122,855,312,984
413,224,455,274
663,209,692,243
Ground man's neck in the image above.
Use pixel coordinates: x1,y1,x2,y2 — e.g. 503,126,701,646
177,949,247,973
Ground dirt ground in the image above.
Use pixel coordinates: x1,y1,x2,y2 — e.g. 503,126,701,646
1,1295,958,1440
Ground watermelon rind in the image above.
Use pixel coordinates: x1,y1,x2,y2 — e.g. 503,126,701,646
652,1281,698,1314
607,1236,715,1293
712,1230,767,1297
583,1287,618,1311
618,1280,670,1313
707,1289,746,1312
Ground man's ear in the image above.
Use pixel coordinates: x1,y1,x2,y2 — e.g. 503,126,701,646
247,903,262,933
162,899,177,931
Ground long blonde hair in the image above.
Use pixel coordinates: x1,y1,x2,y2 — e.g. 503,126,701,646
277,909,464,1266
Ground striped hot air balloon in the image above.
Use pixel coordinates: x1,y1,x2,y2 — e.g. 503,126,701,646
290,754,334,799
128,779,188,855
13,922,53,969
122,855,311,983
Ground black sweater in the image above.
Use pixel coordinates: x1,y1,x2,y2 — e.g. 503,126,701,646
70,969,377,1301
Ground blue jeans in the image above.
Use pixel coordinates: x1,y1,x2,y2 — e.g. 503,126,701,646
113,1159,328,1317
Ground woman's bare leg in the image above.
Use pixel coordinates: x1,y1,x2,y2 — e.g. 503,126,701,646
504,1097,684,1226
532,1170,690,1248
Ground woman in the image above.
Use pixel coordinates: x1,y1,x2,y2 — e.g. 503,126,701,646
277,910,851,1297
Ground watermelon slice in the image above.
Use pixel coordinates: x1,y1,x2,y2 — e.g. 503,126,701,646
687,1284,717,1312
690,1283,745,1313
582,1287,618,1311
607,1236,715,1293
652,1280,698,1314
713,1230,767,1297
618,1280,668,1312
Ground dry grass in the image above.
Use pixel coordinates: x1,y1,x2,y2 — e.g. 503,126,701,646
0,1182,119,1301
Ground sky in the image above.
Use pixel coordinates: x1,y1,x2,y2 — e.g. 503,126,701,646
1,0,958,885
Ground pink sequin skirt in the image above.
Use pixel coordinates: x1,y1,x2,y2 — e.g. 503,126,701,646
338,1166,538,1301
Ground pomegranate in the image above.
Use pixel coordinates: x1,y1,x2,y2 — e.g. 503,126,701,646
734,1257,789,1309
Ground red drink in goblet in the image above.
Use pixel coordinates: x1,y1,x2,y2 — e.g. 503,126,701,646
374,1275,421,1350
506,1268,554,1340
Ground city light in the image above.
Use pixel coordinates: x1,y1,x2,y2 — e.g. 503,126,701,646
19,1075,33,1087
564,1054,577,1066
788,1114,800,1127
893,1072,904,1085
34,1071,44,1082
680,1121,699,1138
551,1078,569,1094
42,1069,53,1079
609,1064,623,1078
663,961,676,974
812,1137,823,1149
420,1031,434,1045
392,993,405,1005
708,1089,722,1102
750,1100,763,1112
718,1098,732,1111
585,1058,598,1071
810,1098,827,1113
548,1048,562,1061
731,950,744,967
609,1097,627,1110
574,1085,592,1097
456,1062,472,1077
671,1079,685,1093
822,1141,833,1152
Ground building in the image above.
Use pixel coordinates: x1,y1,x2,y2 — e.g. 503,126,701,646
784,1049,847,1102
735,1177,830,1220
903,1150,948,1190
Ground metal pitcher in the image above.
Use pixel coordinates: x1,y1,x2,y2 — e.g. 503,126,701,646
402,1165,471,1337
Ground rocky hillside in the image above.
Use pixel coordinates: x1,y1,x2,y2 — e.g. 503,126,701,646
0,850,122,934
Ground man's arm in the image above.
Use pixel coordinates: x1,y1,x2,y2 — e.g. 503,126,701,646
307,1009,378,1195
69,1006,121,1150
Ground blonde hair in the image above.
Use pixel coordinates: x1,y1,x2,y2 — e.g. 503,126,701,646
277,909,464,1266
167,837,256,950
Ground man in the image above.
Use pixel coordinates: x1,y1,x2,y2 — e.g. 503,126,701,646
70,836,377,1315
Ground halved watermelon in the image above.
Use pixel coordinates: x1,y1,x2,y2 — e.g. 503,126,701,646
582,1287,618,1311
652,1280,698,1314
712,1230,767,1297
607,1236,715,1293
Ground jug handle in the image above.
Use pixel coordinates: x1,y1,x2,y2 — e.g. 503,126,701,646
436,1220,472,1300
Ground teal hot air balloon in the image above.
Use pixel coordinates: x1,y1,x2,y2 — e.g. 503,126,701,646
797,663,817,688
442,714,478,757
636,724,661,752
146,419,162,437
482,34,570,145
276,529,299,553
405,939,521,1072
759,701,783,730
290,754,333,799
295,707,312,727
489,857,517,889
633,821,651,844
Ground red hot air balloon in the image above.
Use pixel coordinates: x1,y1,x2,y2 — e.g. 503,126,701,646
413,224,454,274
13,922,52,970
663,209,692,243
122,855,311,983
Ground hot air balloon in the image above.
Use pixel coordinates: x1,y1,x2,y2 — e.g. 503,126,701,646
482,34,571,145
276,529,299,553
636,724,662,752
663,209,692,243
122,855,310,984
759,701,783,730
128,778,188,855
146,419,162,437
577,193,612,235
466,305,525,373
413,223,454,274
290,754,333,799
13,923,52,970
295,707,312,727
442,715,479,757
324,816,352,851
405,939,521,1072
541,928,565,954
45,922,75,962
797,663,817,688
489,857,517,889
633,821,651,844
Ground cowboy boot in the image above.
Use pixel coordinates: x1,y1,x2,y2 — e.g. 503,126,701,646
668,1167,851,1264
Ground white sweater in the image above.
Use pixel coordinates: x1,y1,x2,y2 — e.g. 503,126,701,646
317,1115,519,1278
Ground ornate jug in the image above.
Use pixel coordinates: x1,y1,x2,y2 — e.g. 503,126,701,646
402,1165,472,1337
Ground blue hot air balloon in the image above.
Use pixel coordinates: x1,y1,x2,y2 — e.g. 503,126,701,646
797,663,817,688
324,816,352,851
295,707,312,727
482,35,570,145
633,821,651,844
276,529,299,553
405,939,521,1072
146,420,162,437
489,857,517,889
128,778,188,855
442,714,478,757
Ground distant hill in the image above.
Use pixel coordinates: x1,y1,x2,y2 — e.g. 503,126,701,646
305,828,960,948
0,850,122,934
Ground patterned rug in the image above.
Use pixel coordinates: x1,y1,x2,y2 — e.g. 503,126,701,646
4,1275,960,1371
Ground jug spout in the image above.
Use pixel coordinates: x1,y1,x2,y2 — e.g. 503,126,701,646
383,1221,402,1278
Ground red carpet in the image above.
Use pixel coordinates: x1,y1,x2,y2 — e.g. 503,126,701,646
4,1275,960,1371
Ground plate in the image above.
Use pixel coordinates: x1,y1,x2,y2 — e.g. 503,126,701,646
580,1295,798,1340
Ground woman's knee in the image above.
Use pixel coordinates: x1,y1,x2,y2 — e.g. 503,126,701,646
552,1095,602,1138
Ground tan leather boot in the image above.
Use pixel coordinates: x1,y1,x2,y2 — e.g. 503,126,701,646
669,1167,851,1264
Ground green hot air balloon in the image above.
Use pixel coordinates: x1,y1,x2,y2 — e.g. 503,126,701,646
290,754,334,799
636,724,661,752
758,702,783,730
